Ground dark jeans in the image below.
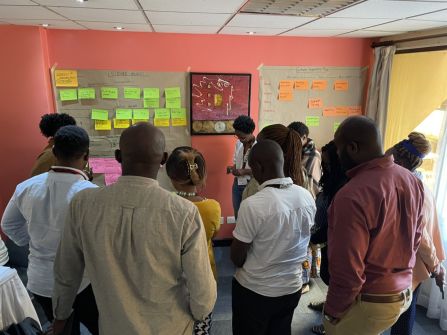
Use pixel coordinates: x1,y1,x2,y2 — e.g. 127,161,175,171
232,179,246,219
390,285,421,335
232,278,302,335
33,285,99,335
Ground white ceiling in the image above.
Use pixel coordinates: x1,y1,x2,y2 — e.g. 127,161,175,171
0,0,446,38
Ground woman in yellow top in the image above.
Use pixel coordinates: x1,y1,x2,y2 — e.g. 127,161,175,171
166,146,221,335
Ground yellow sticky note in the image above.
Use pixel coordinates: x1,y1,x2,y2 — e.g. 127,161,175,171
305,116,320,127
113,119,130,129
59,89,78,101
95,120,111,130
155,108,170,120
144,88,160,99
171,108,186,119
166,97,181,109
101,87,118,99
143,98,159,108
132,119,149,125
154,119,170,127
78,88,95,100
124,87,141,99
334,122,341,132
91,109,109,120
115,108,132,120
165,87,181,99
55,70,78,87
133,109,149,120
172,118,187,127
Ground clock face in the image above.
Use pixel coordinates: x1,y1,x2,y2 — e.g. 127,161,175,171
214,121,226,133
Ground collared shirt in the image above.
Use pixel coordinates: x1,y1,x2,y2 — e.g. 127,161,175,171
326,155,424,318
0,238,8,265
1,167,96,297
233,140,255,185
233,177,316,297
53,176,217,335
302,139,322,198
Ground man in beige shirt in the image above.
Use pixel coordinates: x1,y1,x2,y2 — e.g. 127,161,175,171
52,123,217,335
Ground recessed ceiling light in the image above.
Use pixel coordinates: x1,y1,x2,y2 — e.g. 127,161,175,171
42,23,49,27
247,31,255,35
114,26,124,30
76,0,87,3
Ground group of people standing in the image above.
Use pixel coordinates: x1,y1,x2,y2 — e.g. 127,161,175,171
0,112,445,335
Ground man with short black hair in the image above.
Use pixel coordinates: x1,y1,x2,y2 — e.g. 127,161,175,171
2,125,99,334
288,121,321,196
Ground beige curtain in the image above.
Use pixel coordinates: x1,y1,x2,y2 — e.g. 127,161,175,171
384,51,447,149
365,46,396,141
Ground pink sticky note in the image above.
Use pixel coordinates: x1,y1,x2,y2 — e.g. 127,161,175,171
105,173,121,185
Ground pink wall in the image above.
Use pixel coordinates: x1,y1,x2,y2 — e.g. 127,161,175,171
0,27,372,238
0,26,53,239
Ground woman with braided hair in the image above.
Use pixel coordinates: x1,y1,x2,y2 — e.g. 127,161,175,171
166,146,221,335
387,132,446,335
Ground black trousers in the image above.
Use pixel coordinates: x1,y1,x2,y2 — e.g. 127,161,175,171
33,285,99,335
232,278,302,335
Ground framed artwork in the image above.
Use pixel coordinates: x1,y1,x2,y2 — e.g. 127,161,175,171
190,72,251,135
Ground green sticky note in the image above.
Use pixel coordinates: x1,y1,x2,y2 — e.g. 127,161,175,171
144,98,159,108
305,116,320,127
78,88,95,100
155,108,170,120
165,87,181,99
333,122,341,132
124,87,141,99
91,109,109,120
166,97,181,109
101,87,118,99
133,109,149,120
116,108,133,120
143,88,159,99
59,89,78,101
171,108,186,120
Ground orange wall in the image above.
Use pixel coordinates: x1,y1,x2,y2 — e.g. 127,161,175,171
0,27,372,238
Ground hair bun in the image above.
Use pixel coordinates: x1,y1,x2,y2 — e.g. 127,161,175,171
408,132,431,156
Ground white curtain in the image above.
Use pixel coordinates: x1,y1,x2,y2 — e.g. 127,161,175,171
365,45,396,141
417,111,447,330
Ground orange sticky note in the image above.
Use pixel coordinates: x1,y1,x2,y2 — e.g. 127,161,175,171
308,98,323,109
312,80,327,90
334,80,349,91
348,106,362,116
323,108,337,116
294,80,308,90
335,106,348,116
278,91,293,101
279,80,294,91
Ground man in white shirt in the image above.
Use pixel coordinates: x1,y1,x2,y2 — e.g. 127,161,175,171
1,125,98,335
231,139,316,335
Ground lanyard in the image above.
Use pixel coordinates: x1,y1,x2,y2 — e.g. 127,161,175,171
50,167,88,180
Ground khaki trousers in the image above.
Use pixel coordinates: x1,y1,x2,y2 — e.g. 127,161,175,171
324,290,412,335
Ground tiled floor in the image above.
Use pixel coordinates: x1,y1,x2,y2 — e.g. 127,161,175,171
213,246,447,335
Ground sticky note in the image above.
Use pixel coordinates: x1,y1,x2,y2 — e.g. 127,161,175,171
78,88,95,100
171,108,187,126
278,91,293,101
305,116,320,127
124,87,141,99
132,119,149,125
312,80,327,90
95,120,111,130
115,109,132,120
214,94,222,107
294,80,308,90
166,97,181,109
154,119,170,127
55,70,78,87
91,109,109,120
155,108,170,120
144,98,159,108
101,87,118,99
133,109,149,120
113,119,130,129
59,89,78,101
164,87,181,99
348,106,362,116
308,98,323,109
335,106,349,116
334,122,341,132
279,80,294,91
144,88,160,99
334,80,349,91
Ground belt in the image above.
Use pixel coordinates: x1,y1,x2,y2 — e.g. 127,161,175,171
360,289,411,304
